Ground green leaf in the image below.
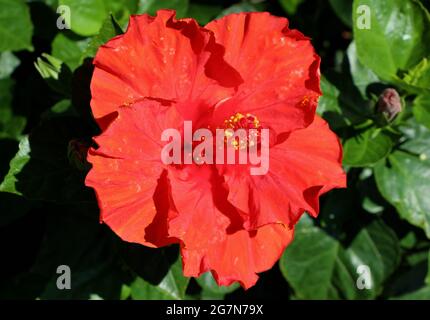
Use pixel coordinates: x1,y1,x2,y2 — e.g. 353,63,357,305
318,77,346,128
386,256,429,298
347,42,379,98
329,0,353,27
0,0,33,52
402,58,430,93
59,0,107,36
400,232,418,250
280,216,341,299
130,256,189,300
413,94,430,130
120,284,132,300
426,250,430,285
375,123,430,238
0,136,30,195
0,78,26,140
392,286,430,299
51,33,89,71
279,0,305,15
0,51,20,79
138,0,189,19
196,272,239,299
343,127,394,167
187,3,223,25
0,116,95,203
34,53,73,96
41,99,77,120
83,14,124,58
104,0,139,26
280,215,400,299
32,208,125,300
318,72,371,131
406,251,429,267
353,0,430,83
318,75,369,131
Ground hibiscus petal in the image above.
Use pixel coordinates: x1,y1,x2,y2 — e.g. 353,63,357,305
91,10,242,123
206,12,321,134
220,116,346,229
167,165,237,251
181,223,294,289
93,99,182,161
86,154,167,247
86,99,182,247
168,164,294,289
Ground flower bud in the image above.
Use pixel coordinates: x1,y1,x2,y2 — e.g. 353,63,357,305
377,88,402,121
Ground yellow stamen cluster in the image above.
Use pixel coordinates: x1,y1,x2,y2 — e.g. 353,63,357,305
223,113,260,129
223,113,261,150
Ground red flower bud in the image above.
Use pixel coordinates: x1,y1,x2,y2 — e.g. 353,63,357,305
377,88,402,121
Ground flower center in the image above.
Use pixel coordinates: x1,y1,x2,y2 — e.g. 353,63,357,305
223,113,261,150
223,112,260,130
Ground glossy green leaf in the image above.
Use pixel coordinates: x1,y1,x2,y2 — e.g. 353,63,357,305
83,14,123,58
280,215,400,299
329,0,353,27
130,256,189,300
318,77,342,115
347,42,379,98
0,116,94,203
385,256,428,298
413,94,430,130
0,52,20,79
402,58,430,93
59,0,107,36
0,136,30,195
353,0,430,83
318,72,371,131
33,209,125,300
105,0,139,25
196,272,239,298
187,3,223,25
343,127,394,167
392,286,430,299
280,216,341,299
51,33,89,71
317,77,350,130
120,284,132,300
0,0,33,52
375,123,430,238
34,53,73,96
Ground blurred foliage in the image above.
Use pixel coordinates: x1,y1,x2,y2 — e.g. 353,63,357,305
1,0,430,300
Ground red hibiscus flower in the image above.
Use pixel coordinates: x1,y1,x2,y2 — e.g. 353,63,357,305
86,10,346,289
